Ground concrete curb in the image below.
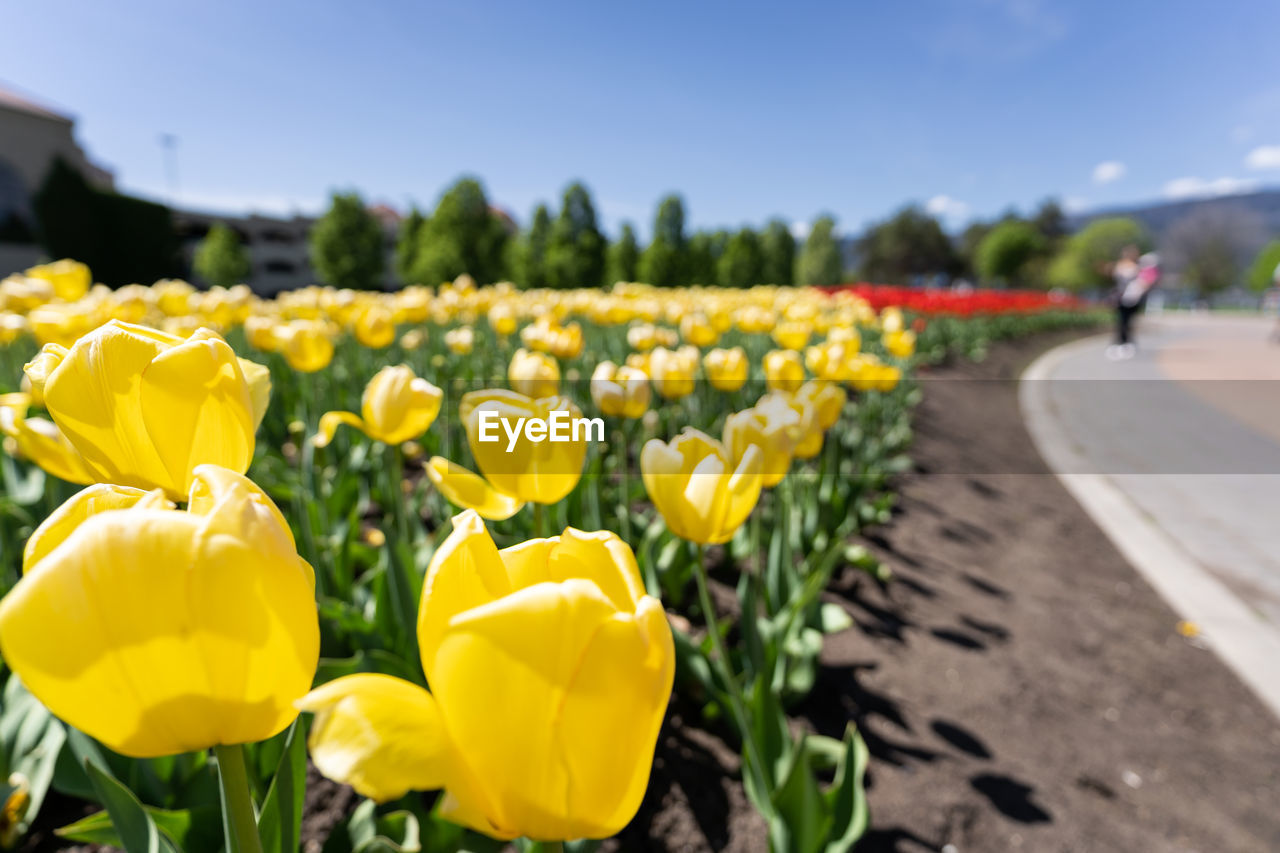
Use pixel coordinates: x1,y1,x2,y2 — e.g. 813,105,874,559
1020,335,1280,720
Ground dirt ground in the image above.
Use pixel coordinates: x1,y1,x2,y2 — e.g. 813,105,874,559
618,329,1280,853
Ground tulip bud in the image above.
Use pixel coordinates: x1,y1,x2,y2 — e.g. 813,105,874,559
315,365,442,447
508,348,561,399
703,347,749,392
590,361,651,419
460,390,587,505
640,428,764,544
763,348,805,393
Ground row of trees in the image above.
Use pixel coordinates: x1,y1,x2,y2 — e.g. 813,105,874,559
281,179,849,291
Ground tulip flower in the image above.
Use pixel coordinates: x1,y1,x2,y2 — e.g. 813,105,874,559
0,466,319,758
354,305,396,349
280,319,335,373
487,303,518,336
793,380,847,431
723,403,797,487
884,329,916,359
640,428,764,545
626,323,658,351
0,393,94,485
648,345,699,400
0,313,30,345
445,327,474,355
508,348,561,399
23,320,271,500
679,312,719,347
880,306,905,333
424,456,525,520
590,361,651,419
763,348,805,393
25,259,90,303
315,365,443,447
703,347,749,392
460,390,587,505
755,391,826,460
299,510,674,841
771,320,811,351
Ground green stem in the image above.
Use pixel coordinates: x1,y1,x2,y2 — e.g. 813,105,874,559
526,842,564,853
533,501,545,538
691,543,773,806
213,744,262,853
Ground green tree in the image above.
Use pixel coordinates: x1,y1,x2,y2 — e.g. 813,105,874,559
1247,240,1280,292
1046,217,1149,291
310,192,386,289
638,194,687,286
1163,207,1262,297
394,207,426,283
759,219,795,285
606,222,639,283
410,177,509,285
508,204,552,288
717,228,764,286
957,220,993,278
795,216,844,286
1032,198,1068,243
857,206,956,283
544,182,606,288
685,230,722,284
193,223,250,287
975,221,1047,285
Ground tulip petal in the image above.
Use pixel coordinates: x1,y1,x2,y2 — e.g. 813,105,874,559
430,578,618,840
237,358,273,431
313,411,366,448
541,528,647,612
139,334,256,494
22,483,162,572
298,674,451,802
417,510,512,675
425,457,525,521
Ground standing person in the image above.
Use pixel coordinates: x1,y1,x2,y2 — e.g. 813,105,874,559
1106,245,1142,360
1269,259,1280,344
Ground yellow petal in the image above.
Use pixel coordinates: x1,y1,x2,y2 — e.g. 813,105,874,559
416,510,512,677
22,483,163,572
313,411,366,448
237,357,273,431
424,457,524,521
298,674,451,802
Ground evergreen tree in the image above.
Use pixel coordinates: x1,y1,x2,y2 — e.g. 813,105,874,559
508,204,552,288
638,194,687,286
310,192,386,289
759,218,796,285
795,216,844,285
606,222,639,283
193,222,250,287
857,206,956,283
394,207,426,283
544,182,606,288
410,177,509,285
717,228,764,286
685,230,718,284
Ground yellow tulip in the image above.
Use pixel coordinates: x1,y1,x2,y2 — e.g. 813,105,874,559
723,402,797,487
590,361,651,419
884,329,916,359
445,327,474,355
354,305,396,349
508,348,561,399
0,313,30,345
399,328,426,350
648,345,698,400
771,320,811,351
679,313,719,347
626,323,658,351
23,320,270,500
640,428,764,545
25,259,90,302
880,306,904,333
244,315,281,351
315,365,443,447
703,347,748,392
424,456,525,520
460,390,587,505
849,355,902,393
756,391,825,460
487,303,518,336
793,380,846,431
299,510,674,841
0,466,319,758
0,393,94,485
763,348,805,393
280,320,335,373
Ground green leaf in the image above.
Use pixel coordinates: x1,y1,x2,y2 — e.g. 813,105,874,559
772,736,828,853
258,719,308,853
823,726,870,853
57,805,222,853
81,759,179,853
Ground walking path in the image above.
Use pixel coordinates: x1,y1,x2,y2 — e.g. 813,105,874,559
1021,312,1280,718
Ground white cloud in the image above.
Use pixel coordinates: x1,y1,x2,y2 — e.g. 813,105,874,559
789,220,811,240
924,194,970,221
1062,196,1089,214
1162,176,1260,200
125,184,326,217
1091,161,1126,185
1244,145,1280,170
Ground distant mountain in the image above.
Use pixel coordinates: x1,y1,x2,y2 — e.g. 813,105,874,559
1067,188,1280,248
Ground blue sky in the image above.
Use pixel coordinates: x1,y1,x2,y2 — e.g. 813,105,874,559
6,0,1280,238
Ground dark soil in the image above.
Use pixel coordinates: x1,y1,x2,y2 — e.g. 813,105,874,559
623,329,1280,852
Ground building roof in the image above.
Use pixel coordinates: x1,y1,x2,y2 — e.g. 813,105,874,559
0,83,73,123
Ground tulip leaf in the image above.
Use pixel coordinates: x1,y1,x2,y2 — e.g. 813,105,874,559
823,725,870,853
257,719,307,853
82,758,180,853
56,805,221,853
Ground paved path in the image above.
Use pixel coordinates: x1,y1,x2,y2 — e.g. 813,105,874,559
1021,312,1280,718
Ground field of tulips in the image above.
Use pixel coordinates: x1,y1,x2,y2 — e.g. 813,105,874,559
0,260,1097,853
